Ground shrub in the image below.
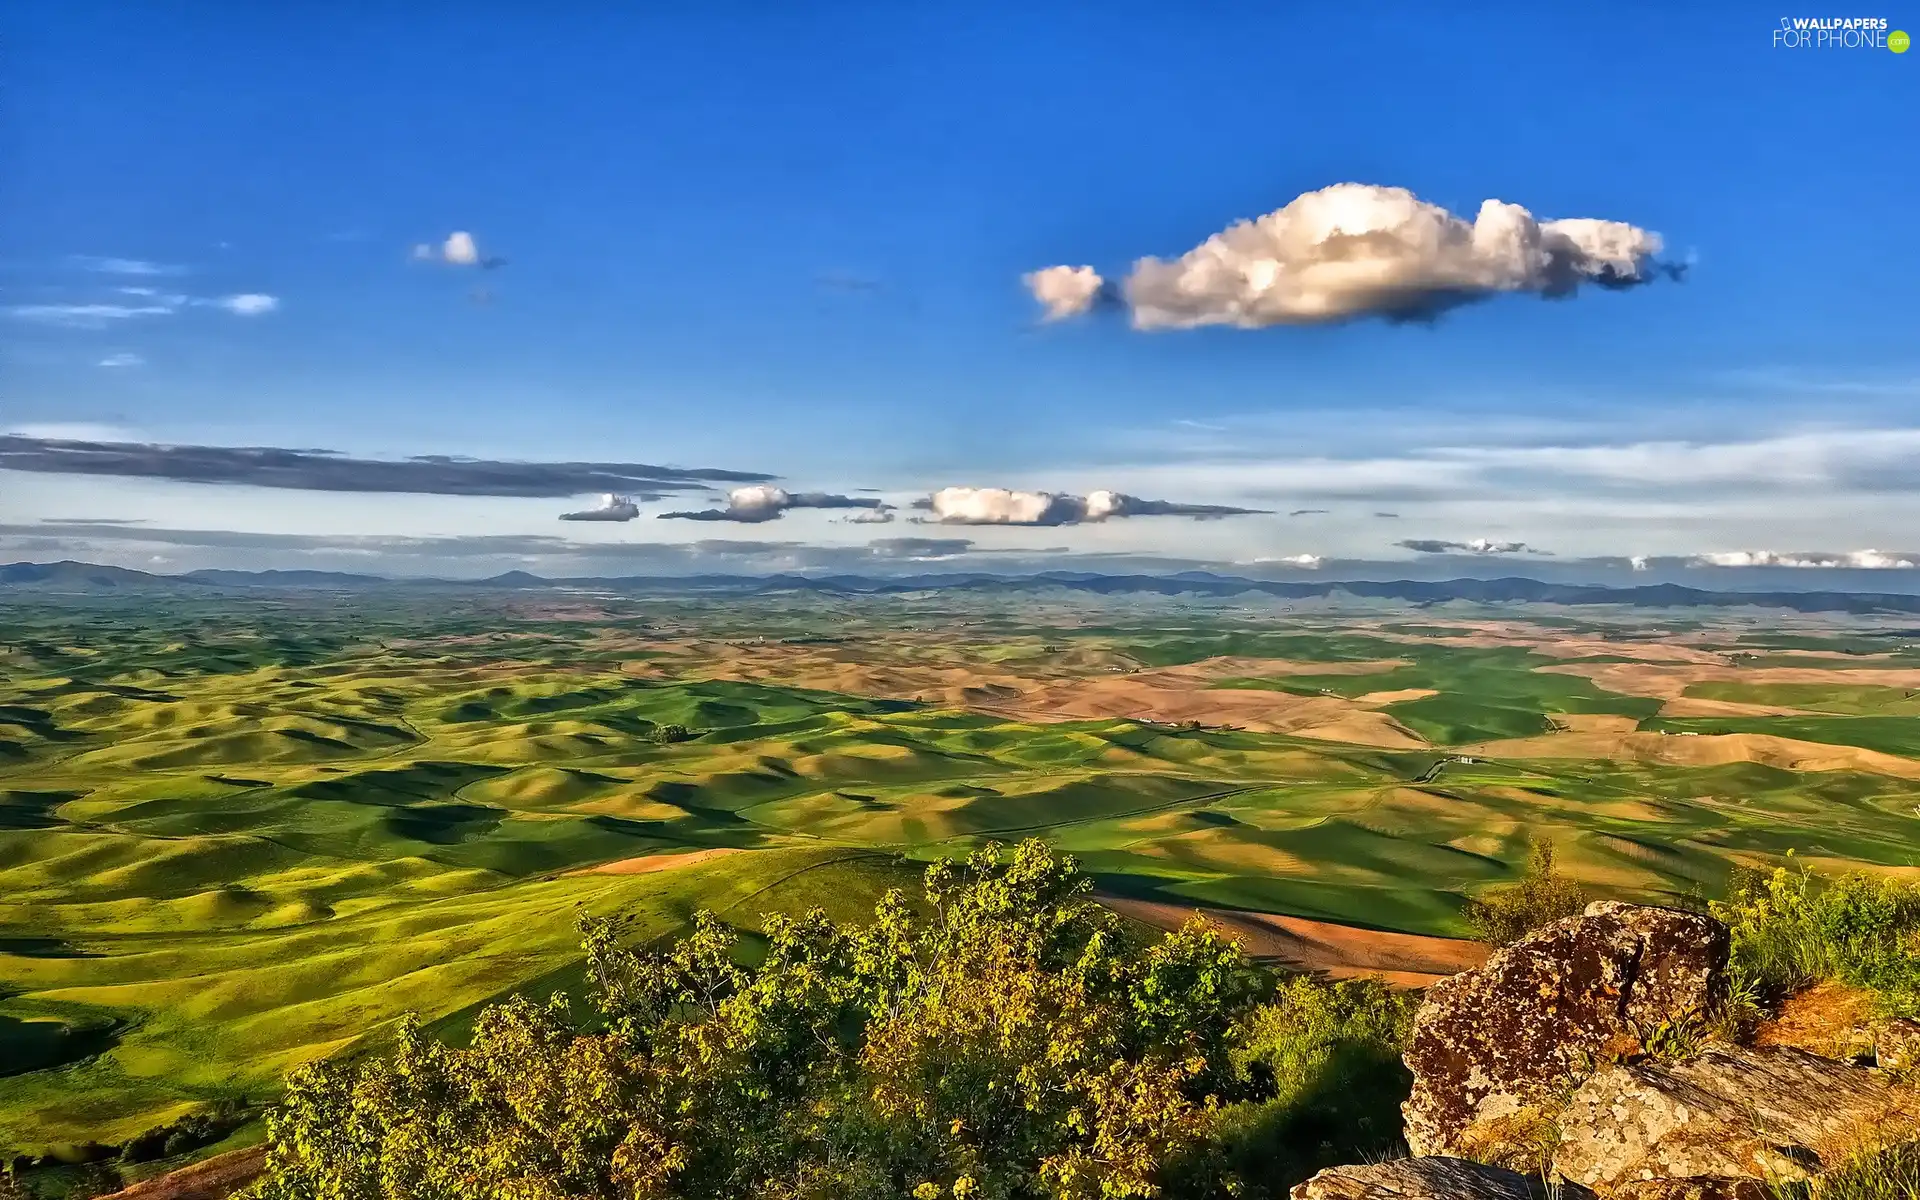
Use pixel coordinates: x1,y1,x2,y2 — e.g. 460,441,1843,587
250,839,1269,1200
67,1163,123,1200
1712,859,1920,1017
650,723,695,744
1186,976,1419,1197
1462,840,1589,945
120,1099,248,1163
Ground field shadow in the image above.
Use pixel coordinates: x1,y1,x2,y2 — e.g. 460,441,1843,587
0,789,83,829
0,1013,124,1078
381,803,508,844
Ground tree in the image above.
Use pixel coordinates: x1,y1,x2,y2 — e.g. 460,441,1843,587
1462,839,1589,945
249,840,1267,1200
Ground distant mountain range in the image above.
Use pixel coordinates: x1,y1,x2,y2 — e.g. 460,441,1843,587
9,558,1920,618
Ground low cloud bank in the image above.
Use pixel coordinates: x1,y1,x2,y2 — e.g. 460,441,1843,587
659,485,887,524
0,433,769,497
1026,183,1675,329
926,486,1267,526
1397,537,1542,556
1696,549,1918,569
1246,554,1324,569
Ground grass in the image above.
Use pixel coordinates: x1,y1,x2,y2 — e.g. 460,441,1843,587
1713,861,1920,1018
4,593,1920,1154
1776,1140,1920,1200
1685,681,1920,716
1644,714,1920,758
1223,644,1664,745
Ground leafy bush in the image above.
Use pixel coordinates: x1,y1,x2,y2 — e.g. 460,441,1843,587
1712,859,1920,1017
120,1099,249,1163
249,840,1274,1200
65,1163,124,1200
1189,977,1418,1197
1461,840,1589,945
650,723,694,744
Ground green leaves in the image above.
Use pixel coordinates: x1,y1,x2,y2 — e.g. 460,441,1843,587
252,839,1267,1200
1713,861,1920,1016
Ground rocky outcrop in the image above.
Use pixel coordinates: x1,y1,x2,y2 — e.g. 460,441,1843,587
1553,1044,1917,1189
1289,1156,1564,1200
1402,901,1729,1161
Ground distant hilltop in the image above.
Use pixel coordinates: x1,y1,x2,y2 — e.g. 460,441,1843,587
10,559,1920,618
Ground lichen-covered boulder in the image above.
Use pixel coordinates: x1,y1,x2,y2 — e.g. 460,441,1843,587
1289,1156,1559,1200
1402,901,1729,1162
1552,1044,1919,1191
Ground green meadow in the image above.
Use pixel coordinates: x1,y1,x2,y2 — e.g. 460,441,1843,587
1215,643,1665,743
5,591,1920,1154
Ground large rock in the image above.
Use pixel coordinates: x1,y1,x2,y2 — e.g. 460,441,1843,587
1402,901,1729,1162
1552,1044,1919,1190
1290,1156,1561,1200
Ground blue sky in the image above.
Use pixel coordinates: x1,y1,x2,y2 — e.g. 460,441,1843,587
4,2,1917,579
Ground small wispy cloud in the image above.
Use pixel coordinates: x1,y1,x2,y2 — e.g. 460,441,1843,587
210,293,279,316
71,256,186,277
97,352,144,369
9,289,279,326
869,536,973,560
6,303,177,327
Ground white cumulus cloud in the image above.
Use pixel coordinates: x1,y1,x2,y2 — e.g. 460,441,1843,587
1029,183,1671,329
443,231,480,266
558,493,641,522
413,231,499,268
659,486,887,524
1022,265,1105,321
